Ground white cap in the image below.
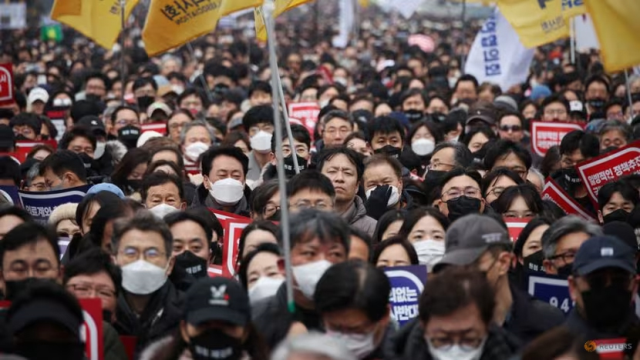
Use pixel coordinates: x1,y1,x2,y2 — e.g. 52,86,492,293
27,87,49,105
136,131,163,147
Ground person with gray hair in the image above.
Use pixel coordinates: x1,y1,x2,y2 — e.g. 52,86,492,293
321,109,354,147
253,209,351,350
180,120,215,164
598,120,633,150
23,162,46,192
526,167,545,193
111,210,183,354
160,54,182,76
271,332,356,360
541,215,603,277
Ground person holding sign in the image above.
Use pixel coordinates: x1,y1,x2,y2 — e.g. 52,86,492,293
434,214,564,345
566,236,640,340
315,260,394,360
392,267,519,360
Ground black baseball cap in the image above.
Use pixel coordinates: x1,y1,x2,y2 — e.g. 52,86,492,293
8,299,82,338
602,221,638,252
434,214,511,272
466,108,496,126
184,277,251,327
0,125,15,148
572,236,636,276
77,115,106,137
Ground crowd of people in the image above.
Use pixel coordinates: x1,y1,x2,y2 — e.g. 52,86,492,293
0,2,640,360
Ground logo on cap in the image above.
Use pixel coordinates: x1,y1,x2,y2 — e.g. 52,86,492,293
482,233,503,244
601,248,614,257
209,285,229,306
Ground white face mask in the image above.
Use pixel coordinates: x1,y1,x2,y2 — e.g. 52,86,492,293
248,276,284,304
365,186,400,208
427,338,486,360
121,259,168,295
326,330,376,359
411,138,435,156
319,99,330,109
250,130,273,153
94,141,106,159
185,142,210,162
149,203,180,219
209,178,244,206
412,239,445,272
292,260,332,299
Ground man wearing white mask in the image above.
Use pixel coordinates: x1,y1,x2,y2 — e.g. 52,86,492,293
253,209,350,350
112,211,183,355
194,146,250,216
242,105,276,183
140,172,186,219
180,120,215,167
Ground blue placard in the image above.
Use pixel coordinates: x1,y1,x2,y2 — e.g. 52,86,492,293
0,186,21,206
527,272,574,315
19,185,91,224
384,265,427,327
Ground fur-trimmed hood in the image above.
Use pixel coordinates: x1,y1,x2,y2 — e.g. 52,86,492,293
105,140,128,166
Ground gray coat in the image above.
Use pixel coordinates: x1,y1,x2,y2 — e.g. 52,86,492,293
342,196,377,237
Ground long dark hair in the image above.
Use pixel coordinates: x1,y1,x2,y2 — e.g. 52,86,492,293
111,148,151,195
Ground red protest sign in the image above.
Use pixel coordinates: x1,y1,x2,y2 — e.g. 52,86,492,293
14,139,58,163
577,140,640,206
0,63,14,106
504,218,531,242
141,122,167,135
288,102,320,141
531,121,584,157
119,336,137,360
541,178,595,221
221,218,252,277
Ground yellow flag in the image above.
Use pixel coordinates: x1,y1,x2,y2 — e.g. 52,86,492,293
584,0,640,72
255,0,313,41
51,0,138,49
220,0,263,16
561,0,585,19
358,0,369,7
498,0,569,48
254,7,267,42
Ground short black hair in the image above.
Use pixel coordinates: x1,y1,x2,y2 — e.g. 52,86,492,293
186,206,224,242
371,235,419,265
483,139,532,171
598,181,639,211
0,222,60,268
559,130,600,159
132,76,158,92
454,74,479,92
201,146,249,177
491,184,545,216
242,104,274,130
140,171,184,203
10,113,42,135
315,260,390,322
0,157,20,186
250,180,280,216
270,123,311,153
439,167,482,195
58,126,97,151
38,150,87,182
164,210,213,248
0,205,32,224
367,116,405,143
63,248,122,297
498,110,525,128
110,105,140,125
481,167,525,198
432,142,474,169
85,71,108,88
400,89,427,108
364,155,403,180
287,171,335,199
317,147,364,181
585,75,610,95
541,94,570,113
248,81,272,98
177,88,206,108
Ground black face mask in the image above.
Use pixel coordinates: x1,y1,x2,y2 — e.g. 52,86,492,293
603,209,630,224
136,95,155,111
41,135,49,141
175,251,208,279
556,264,574,278
189,328,242,360
267,209,281,222
5,278,43,301
554,168,582,195
15,134,29,141
588,98,606,111
283,155,307,178
423,170,446,191
85,94,102,104
374,145,401,158
16,341,85,360
523,250,545,273
118,125,141,149
126,179,142,192
404,110,424,123
582,286,633,329
78,152,93,170
446,196,482,222
429,112,446,123
213,83,230,96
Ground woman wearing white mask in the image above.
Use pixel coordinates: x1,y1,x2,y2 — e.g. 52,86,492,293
398,207,449,273
404,120,444,175
180,121,215,166
392,267,519,360
238,243,285,304
253,209,351,350
194,147,251,216
315,260,394,360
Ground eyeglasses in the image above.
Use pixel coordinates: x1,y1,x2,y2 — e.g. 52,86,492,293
487,186,506,198
427,161,456,171
67,283,116,300
442,187,480,199
116,119,140,127
549,251,577,265
119,246,165,261
544,109,567,117
499,125,522,132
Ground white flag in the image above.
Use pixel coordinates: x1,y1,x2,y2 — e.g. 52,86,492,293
465,8,534,92
332,0,354,48
392,0,424,19
574,15,600,51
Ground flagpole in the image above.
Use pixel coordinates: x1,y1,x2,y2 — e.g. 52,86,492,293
569,17,575,64
460,0,467,73
120,0,126,105
625,69,635,118
260,8,301,175
187,43,215,103
264,0,295,314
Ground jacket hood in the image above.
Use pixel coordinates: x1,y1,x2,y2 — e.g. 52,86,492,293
105,140,128,165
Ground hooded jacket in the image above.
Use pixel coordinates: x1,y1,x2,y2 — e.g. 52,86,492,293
342,196,377,237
